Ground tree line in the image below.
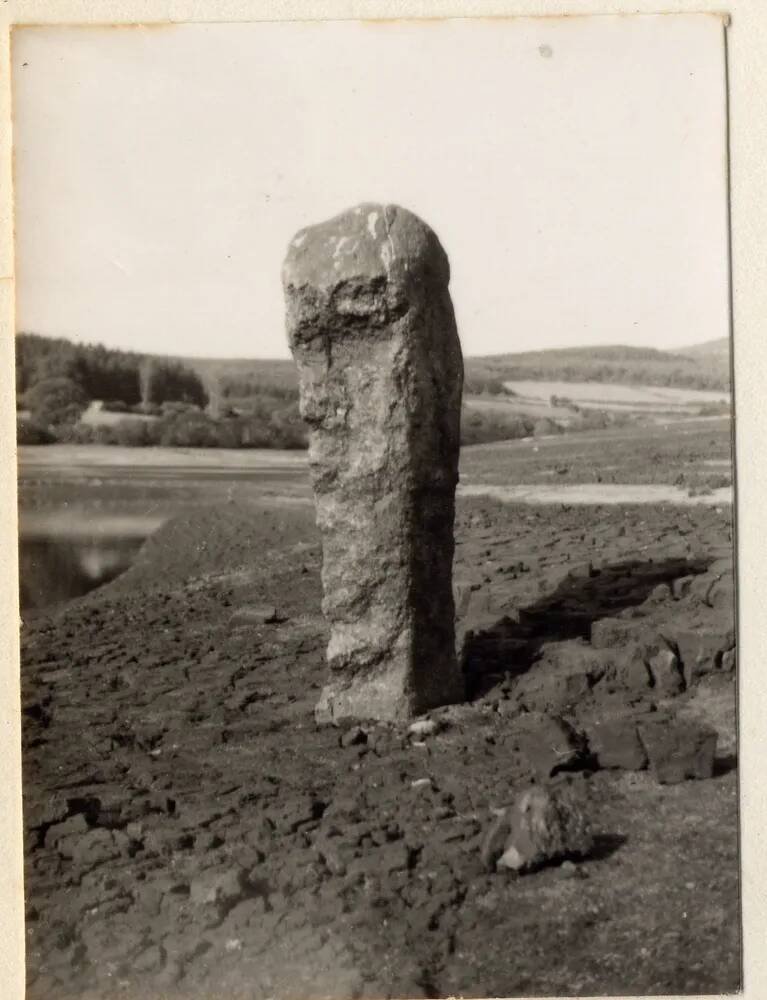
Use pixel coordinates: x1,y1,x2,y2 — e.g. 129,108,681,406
16,333,209,416
16,333,309,449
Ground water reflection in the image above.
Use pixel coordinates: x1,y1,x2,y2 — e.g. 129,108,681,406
19,535,146,610
15,451,311,611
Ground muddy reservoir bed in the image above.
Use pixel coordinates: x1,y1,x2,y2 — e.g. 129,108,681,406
21,495,738,999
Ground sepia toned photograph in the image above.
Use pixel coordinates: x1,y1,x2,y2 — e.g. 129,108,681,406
11,13,739,999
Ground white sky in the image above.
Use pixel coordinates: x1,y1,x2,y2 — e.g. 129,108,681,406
12,15,729,361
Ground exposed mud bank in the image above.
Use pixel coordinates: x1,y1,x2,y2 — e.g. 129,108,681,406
21,498,739,998
458,483,733,506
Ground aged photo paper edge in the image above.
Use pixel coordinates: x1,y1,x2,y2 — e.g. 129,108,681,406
1,2,764,998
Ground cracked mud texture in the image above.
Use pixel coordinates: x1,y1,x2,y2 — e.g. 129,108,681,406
284,204,464,722
22,497,738,998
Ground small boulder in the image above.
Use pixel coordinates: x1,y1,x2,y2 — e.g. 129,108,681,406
663,627,735,687
66,828,130,867
644,583,672,605
513,713,589,780
671,575,696,600
340,726,368,747
510,640,604,714
721,648,737,673
706,573,735,611
591,617,651,650
482,785,593,875
229,605,286,626
44,813,89,849
637,719,717,784
646,647,685,696
609,646,653,694
190,866,249,909
408,719,439,739
559,859,587,880
584,716,648,771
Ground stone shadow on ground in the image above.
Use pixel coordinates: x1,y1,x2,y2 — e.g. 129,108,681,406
584,832,628,863
463,555,711,699
712,753,738,778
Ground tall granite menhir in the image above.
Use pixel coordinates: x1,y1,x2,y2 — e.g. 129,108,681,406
283,204,465,722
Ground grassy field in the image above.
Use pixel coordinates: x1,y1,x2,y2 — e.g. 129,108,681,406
503,379,730,409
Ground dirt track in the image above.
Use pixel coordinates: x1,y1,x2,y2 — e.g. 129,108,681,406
21,492,739,999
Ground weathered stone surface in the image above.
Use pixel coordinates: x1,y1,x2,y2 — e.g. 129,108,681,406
671,575,696,600
510,638,659,713
721,647,737,673
510,640,600,714
283,204,464,722
512,712,589,779
647,647,685,695
229,604,285,626
584,716,648,771
663,626,735,687
590,617,656,651
637,719,717,784
483,785,593,874
600,645,653,694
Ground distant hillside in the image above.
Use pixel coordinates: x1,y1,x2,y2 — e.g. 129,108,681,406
671,337,730,360
17,334,731,412
180,355,297,398
17,333,730,449
179,342,730,397
465,343,730,392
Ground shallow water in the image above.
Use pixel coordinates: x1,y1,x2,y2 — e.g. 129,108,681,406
19,535,147,610
17,454,313,609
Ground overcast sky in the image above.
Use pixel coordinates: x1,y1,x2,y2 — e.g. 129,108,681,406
12,15,728,361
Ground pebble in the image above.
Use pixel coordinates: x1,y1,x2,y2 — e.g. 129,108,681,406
340,726,368,748
560,859,588,879
408,719,438,739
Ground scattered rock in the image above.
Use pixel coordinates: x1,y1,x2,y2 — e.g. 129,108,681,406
591,617,652,650
646,648,685,695
510,641,600,713
229,605,286,626
63,828,130,867
190,866,249,910
637,719,718,784
645,583,672,604
513,712,589,779
705,572,735,611
480,812,511,872
671,575,696,600
408,719,439,739
133,944,164,973
340,726,368,747
483,785,593,874
601,646,653,694
44,813,89,849
721,648,737,673
664,627,735,687
559,859,587,879
585,715,648,771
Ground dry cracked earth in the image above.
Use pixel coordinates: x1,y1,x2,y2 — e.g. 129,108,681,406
21,497,739,998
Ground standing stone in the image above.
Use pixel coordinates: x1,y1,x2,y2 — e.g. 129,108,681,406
283,204,464,723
